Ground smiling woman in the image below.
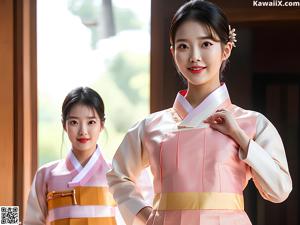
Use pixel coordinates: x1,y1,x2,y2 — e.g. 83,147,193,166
61,87,105,166
24,87,117,225
171,20,232,105
106,1,292,225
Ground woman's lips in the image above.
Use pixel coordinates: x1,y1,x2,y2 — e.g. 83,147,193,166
188,66,206,74
77,138,90,143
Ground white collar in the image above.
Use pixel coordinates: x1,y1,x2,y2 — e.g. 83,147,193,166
173,84,231,128
67,146,102,187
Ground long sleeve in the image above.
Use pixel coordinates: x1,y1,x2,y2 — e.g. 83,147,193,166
240,113,292,203
106,120,151,225
136,169,154,206
23,173,47,225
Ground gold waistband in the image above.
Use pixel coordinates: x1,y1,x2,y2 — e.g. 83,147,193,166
47,186,116,210
50,217,116,225
153,192,244,210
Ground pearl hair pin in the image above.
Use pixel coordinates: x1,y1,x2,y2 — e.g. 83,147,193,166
229,25,237,47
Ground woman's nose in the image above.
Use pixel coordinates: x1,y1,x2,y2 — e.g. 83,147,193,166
189,48,201,62
79,124,88,136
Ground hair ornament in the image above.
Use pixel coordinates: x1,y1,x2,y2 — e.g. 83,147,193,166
228,25,237,47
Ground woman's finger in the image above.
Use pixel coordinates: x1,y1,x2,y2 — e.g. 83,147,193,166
204,114,224,124
216,108,226,112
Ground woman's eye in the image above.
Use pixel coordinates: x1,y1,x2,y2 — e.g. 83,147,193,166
88,120,96,125
69,120,78,125
202,41,213,48
177,43,188,49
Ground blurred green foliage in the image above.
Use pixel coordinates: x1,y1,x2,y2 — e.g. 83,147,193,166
109,51,149,104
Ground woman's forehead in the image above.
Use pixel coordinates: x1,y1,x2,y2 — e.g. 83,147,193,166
175,20,219,41
68,104,98,118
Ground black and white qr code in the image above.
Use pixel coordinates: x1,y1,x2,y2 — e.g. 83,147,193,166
0,206,19,225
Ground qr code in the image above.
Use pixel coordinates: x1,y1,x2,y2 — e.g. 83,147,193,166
0,206,19,225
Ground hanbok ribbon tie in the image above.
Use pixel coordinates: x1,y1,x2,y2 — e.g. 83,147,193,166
47,186,116,210
47,189,77,205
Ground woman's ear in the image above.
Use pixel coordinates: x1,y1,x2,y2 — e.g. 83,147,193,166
100,121,105,131
62,120,66,131
222,42,233,60
170,45,174,57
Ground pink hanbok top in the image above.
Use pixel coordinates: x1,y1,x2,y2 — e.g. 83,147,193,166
107,84,292,225
24,147,117,225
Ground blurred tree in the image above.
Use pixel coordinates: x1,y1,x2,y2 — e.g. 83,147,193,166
68,0,115,48
38,95,64,166
68,0,142,48
108,51,149,104
114,7,143,32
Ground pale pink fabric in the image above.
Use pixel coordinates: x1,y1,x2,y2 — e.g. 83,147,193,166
24,147,115,225
144,102,256,224
107,84,292,225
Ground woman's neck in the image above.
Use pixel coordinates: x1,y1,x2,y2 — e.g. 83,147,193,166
185,82,221,108
72,146,96,167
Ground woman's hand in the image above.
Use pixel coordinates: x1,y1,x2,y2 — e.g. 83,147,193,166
204,109,251,154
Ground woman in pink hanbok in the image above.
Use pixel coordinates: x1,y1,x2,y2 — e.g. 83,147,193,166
24,87,117,225
106,1,292,225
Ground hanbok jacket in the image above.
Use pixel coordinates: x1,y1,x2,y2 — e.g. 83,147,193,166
24,147,116,225
107,84,292,225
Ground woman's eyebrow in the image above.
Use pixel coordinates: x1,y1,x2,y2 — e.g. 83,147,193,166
175,36,212,43
67,116,97,119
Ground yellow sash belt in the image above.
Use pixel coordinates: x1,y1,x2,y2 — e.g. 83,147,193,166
153,192,244,210
50,217,116,225
47,186,116,210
